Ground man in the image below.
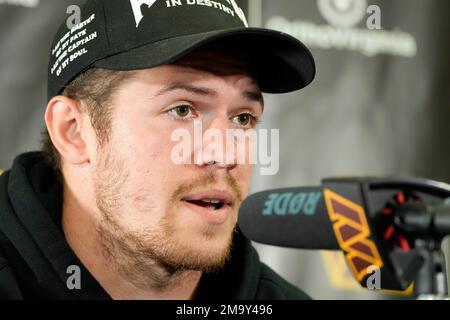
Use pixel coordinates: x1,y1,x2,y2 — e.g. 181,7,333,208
0,0,315,299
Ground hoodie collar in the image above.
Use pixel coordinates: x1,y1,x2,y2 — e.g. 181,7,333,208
4,152,109,299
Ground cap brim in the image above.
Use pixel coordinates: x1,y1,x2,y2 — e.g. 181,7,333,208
93,28,315,94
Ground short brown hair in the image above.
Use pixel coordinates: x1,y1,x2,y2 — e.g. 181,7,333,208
42,68,132,171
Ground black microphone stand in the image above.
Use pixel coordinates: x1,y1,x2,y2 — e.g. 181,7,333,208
442,236,450,299
394,203,450,298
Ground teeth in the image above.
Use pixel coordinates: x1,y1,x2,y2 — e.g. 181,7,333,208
201,199,221,204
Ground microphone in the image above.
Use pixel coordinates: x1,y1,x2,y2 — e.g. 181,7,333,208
238,187,340,250
238,177,450,293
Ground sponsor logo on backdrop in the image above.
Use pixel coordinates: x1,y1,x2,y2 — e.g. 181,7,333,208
318,0,369,28
266,0,417,58
0,0,38,7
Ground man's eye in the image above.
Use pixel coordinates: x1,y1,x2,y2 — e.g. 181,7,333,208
232,113,257,127
167,105,195,120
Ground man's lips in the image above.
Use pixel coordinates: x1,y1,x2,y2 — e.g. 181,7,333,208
180,189,237,225
181,189,235,210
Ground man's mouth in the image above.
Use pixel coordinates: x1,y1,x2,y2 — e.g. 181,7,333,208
184,199,226,210
181,190,235,224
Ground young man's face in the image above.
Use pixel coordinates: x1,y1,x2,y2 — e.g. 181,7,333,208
90,50,264,278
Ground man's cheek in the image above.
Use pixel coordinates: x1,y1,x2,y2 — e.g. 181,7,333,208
129,134,173,162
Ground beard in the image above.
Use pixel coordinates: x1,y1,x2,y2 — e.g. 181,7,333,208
93,149,242,289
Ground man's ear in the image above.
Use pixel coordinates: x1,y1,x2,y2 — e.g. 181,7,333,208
45,96,90,166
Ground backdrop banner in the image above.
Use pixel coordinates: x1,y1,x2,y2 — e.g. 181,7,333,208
0,0,85,168
244,0,450,299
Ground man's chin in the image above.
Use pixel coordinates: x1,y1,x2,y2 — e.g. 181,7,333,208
158,250,229,274
161,233,234,273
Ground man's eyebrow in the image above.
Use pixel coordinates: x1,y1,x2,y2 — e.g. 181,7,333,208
156,81,264,110
156,82,216,97
243,91,264,104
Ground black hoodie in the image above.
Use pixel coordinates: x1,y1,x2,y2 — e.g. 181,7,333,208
0,152,310,300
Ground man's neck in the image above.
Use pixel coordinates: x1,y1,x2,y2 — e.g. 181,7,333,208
61,184,202,300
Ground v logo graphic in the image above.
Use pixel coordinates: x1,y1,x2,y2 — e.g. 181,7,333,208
129,0,157,27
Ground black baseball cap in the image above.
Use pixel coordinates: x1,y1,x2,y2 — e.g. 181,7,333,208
48,0,315,100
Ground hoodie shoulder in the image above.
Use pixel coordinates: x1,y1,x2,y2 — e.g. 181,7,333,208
255,262,312,300
0,240,24,300
0,171,24,299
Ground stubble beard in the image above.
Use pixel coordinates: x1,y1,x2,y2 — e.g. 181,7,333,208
93,149,240,290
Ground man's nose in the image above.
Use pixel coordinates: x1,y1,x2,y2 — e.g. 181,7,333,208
194,117,238,171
